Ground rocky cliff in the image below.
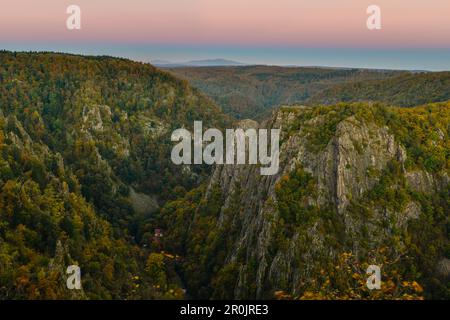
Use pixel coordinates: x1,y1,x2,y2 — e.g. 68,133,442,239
164,102,449,299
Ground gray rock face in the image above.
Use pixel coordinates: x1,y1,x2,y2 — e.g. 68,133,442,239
293,115,408,214
405,170,449,194
199,107,447,298
129,187,159,215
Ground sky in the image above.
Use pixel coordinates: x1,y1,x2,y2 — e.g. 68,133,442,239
1,0,450,70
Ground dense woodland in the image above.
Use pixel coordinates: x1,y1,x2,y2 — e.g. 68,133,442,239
307,71,450,107
168,66,450,121
160,103,449,299
167,65,402,119
0,51,448,299
0,51,227,299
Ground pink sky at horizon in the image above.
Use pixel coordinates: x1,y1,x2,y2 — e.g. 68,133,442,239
0,0,449,48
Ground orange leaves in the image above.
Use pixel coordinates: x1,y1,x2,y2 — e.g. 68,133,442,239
274,290,293,300
401,281,424,294
274,249,426,300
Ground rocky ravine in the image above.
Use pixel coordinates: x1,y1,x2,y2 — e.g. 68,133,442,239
190,105,449,299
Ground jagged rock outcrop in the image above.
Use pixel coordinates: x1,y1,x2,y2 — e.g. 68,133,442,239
188,104,449,299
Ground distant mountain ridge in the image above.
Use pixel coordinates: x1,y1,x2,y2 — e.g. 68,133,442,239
152,58,245,68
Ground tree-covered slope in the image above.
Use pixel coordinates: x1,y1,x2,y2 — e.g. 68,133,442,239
160,102,450,300
1,51,449,301
0,51,228,299
167,65,401,119
307,72,450,107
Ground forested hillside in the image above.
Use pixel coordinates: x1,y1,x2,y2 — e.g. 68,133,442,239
307,72,450,106
160,102,450,299
167,65,401,119
0,51,228,299
0,51,448,300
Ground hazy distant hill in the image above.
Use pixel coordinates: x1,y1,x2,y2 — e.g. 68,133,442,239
153,58,245,68
167,65,403,119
